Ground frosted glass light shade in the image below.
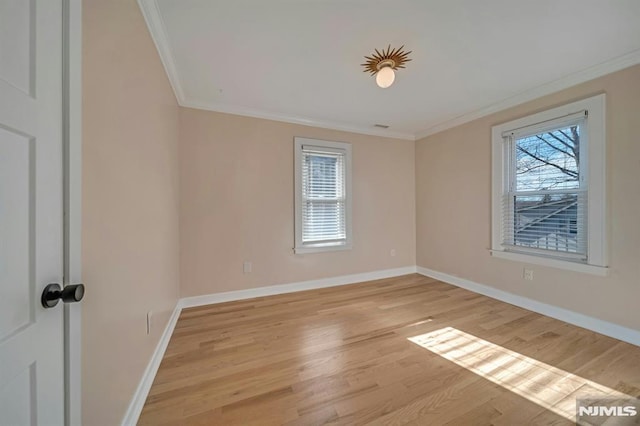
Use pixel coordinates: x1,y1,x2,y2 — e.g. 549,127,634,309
375,66,395,88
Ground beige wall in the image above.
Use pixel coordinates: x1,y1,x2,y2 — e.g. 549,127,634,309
80,0,639,421
179,108,416,297
416,64,640,331
82,0,180,425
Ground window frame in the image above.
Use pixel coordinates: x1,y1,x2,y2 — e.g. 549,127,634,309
491,94,607,275
294,137,352,254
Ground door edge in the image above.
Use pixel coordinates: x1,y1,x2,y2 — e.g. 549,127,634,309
63,0,82,424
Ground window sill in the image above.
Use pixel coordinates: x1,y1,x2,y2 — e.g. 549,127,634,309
490,249,608,276
294,244,352,254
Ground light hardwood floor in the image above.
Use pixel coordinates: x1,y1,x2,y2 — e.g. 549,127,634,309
139,274,640,425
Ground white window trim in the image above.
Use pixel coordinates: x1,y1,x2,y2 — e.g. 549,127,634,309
294,137,352,254
491,94,607,275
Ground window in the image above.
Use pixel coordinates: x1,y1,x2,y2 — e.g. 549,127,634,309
294,137,352,253
491,94,607,275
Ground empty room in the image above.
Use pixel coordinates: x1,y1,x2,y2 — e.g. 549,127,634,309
2,1,640,425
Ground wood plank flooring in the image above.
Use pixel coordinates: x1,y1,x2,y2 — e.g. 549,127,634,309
139,274,640,425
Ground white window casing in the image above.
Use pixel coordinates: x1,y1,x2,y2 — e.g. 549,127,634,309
491,94,607,275
294,137,352,253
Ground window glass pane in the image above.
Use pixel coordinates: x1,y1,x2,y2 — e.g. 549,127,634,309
304,153,342,199
515,125,581,191
511,193,584,254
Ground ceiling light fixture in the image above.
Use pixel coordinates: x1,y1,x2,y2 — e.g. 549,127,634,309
362,45,412,89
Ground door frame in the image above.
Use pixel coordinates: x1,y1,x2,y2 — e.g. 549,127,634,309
63,0,82,425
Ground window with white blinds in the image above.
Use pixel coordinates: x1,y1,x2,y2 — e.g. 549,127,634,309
503,113,587,260
491,94,607,274
294,138,352,253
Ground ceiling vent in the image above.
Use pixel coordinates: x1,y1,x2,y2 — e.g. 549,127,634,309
374,124,390,129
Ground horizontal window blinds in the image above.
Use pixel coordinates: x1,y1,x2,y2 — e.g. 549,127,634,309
502,192,587,259
502,110,586,139
301,145,346,244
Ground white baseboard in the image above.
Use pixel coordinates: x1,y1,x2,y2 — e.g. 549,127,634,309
121,266,416,425
122,264,640,426
121,304,182,426
179,266,417,308
416,266,640,347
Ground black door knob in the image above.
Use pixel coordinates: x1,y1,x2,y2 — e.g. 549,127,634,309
41,283,85,308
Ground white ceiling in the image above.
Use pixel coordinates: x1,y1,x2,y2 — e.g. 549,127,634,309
140,0,640,140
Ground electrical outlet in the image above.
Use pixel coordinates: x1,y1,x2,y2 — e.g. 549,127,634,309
390,249,396,257
146,311,152,335
523,268,534,281
243,261,252,273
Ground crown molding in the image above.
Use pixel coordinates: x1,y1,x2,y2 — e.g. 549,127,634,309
181,98,416,140
137,0,185,103
137,0,414,141
138,0,639,143
415,49,640,140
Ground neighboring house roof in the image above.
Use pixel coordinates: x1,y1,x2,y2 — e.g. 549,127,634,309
515,198,578,249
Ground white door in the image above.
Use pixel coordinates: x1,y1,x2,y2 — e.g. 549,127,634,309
0,0,65,425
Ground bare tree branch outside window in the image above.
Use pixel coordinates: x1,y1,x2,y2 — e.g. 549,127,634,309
516,126,580,190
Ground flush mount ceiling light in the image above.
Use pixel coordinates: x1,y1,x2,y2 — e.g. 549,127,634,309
361,45,412,89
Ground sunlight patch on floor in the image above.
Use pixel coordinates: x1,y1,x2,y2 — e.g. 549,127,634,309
408,327,629,421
